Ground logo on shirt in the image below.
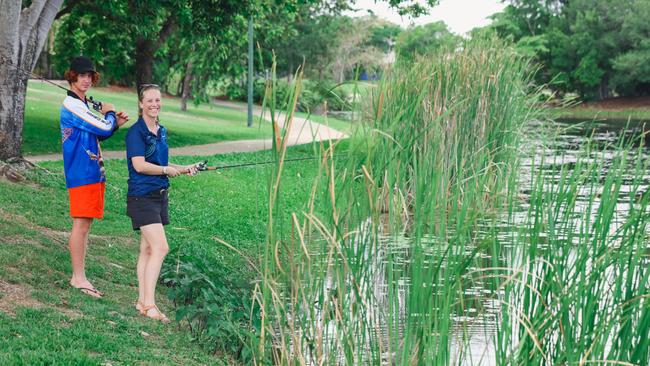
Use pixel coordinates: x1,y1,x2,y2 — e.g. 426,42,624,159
85,149,99,160
61,128,73,143
86,110,111,126
144,134,157,158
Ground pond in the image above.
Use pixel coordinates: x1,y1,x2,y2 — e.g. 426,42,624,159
302,119,650,365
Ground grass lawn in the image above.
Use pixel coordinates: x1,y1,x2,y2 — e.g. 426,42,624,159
23,81,273,156
294,110,356,134
0,143,334,364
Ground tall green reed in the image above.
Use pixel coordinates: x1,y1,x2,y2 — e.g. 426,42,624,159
252,36,648,365
496,135,650,365
255,37,536,365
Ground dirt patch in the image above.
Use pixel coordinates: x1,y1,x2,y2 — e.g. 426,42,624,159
2,235,44,247
0,280,43,317
578,96,650,110
0,279,83,319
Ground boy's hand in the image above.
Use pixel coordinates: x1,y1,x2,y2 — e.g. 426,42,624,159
116,111,129,126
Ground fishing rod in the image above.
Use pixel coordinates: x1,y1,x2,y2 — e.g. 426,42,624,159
196,155,331,171
0,54,103,112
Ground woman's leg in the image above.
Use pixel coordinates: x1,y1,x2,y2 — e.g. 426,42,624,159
69,217,100,297
136,233,152,309
139,223,169,314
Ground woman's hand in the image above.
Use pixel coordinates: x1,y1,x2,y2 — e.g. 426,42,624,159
164,166,181,178
185,164,199,176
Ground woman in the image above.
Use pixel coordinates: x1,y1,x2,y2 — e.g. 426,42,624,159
61,56,129,298
125,84,198,322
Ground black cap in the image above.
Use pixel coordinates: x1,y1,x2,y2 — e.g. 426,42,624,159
70,56,95,74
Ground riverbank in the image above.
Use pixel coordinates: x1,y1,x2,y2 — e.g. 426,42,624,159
551,95,650,122
0,143,330,364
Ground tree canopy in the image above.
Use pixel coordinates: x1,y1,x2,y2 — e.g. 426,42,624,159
488,0,649,100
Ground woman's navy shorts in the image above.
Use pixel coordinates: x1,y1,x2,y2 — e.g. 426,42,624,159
126,189,170,230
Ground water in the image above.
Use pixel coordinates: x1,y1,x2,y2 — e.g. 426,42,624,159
279,119,650,365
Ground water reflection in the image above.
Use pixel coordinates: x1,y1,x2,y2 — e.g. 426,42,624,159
289,119,649,365
366,119,649,365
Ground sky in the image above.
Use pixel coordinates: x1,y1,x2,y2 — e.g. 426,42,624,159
345,0,507,35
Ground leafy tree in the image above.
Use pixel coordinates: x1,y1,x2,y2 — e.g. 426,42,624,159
366,18,402,53
611,0,650,95
395,21,460,61
486,0,650,100
561,0,631,99
1,0,441,159
53,0,250,92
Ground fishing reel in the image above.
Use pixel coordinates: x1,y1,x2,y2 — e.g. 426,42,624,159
88,96,102,112
195,160,209,171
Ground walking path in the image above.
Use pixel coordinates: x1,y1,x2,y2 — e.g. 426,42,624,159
25,100,347,162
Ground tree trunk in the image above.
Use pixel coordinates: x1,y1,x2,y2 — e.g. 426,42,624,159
599,73,610,100
135,37,155,93
287,60,294,83
0,0,63,160
0,73,28,160
180,60,193,112
134,17,176,93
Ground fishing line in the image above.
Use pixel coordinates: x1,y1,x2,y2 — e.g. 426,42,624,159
196,154,343,172
0,54,103,111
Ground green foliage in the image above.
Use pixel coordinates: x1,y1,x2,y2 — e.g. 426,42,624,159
573,50,605,88
611,0,650,95
366,20,402,53
53,10,135,85
224,77,352,112
487,0,650,100
162,252,255,360
395,21,461,61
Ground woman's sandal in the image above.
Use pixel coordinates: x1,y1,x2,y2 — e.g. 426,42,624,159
141,304,171,323
135,300,146,315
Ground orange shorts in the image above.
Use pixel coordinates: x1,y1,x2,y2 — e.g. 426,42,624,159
68,182,106,218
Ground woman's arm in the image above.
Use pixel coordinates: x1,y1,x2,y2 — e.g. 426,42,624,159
131,156,182,177
168,162,198,175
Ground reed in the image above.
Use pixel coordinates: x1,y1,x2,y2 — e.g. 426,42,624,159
251,36,649,365
495,135,650,365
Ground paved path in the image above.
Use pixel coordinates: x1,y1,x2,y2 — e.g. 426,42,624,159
26,100,347,162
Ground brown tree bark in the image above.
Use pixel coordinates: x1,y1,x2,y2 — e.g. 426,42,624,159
134,37,155,92
180,60,193,112
134,16,176,93
0,0,63,160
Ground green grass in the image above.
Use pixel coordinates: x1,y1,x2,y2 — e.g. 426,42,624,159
23,81,273,155
0,141,329,364
293,110,355,135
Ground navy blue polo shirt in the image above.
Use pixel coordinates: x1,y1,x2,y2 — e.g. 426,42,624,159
125,118,170,196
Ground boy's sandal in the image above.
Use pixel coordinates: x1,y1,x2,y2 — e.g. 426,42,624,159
74,286,103,298
141,304,170,323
